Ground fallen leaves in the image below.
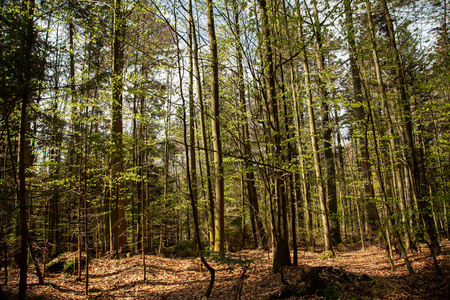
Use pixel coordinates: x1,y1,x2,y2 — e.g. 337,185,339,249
2,240,450,299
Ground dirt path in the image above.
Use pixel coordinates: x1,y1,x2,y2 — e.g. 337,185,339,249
2,240,450,299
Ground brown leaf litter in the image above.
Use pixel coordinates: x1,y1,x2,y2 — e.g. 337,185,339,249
2,240,450,299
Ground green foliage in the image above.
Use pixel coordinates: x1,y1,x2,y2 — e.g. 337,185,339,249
319,251,335,260
64,259,74,275
161,240,195,258
324,286,340,300
205,251,252,266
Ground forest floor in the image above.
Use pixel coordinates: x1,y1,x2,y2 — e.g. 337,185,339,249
2,240,450,299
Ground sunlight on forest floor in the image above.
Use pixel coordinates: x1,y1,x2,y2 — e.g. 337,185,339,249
2,240,450,299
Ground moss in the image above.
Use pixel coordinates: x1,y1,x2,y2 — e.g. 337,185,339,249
319,250,335,260
64,259,74,275
324,286,340,300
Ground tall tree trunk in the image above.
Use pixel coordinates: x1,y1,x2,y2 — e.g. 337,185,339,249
206,0,225,253
191,1,215,248
290,63,314,250
111,0,126,255
175,15,216,294
344,0,380,239
364,0,410,247
259,0,291,273
188,0,199,254
365,93,414,274
232,0,267,249
17,0,36,298
296,1,333,253
284,0,315,250
279,0,298,264
310,1,341,245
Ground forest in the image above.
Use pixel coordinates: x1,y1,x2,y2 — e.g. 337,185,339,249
0,0,449,298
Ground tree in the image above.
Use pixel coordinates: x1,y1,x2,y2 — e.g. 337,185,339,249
13,0,39,297
258,0,291,273
344,0,381,239
110,0,126,255
206,0,225,253
378,0,440,256
296,0,333,254
232,0,267,249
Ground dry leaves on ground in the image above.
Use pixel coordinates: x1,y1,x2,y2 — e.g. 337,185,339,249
2,240,450,299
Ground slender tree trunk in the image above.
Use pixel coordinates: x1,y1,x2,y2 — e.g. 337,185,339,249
290,65,314,250
366,96,414,274
345,0,380,239
18,0,35,298
175,15,216,294
259,0,291,273
111,0,126,255
335,127,347,242
206,0,225,253
191,1,214,247
310,1,341,245
279,57,298,265
27,236,44,284
296,2,333,253
364,0,410,246
84,141,89,294
188,0,199,254
193,29,215,247
232,0,266,249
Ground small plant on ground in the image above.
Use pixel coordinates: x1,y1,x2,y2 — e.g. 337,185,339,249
319,250,335,260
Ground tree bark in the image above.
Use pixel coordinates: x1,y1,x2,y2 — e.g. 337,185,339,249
192,0,215,247
296,1,333,253
310,1,341,245
188,0,199,254
110,0,126,255
344,0,381,238
364,0,410,246
206,0,225,253
259,0,291,273
18,0,36,297
233,0,267,249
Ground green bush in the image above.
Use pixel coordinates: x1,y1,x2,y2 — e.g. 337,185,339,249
319,250,335,260
161,240,195,258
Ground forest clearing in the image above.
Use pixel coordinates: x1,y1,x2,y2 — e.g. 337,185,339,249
2,240,450,299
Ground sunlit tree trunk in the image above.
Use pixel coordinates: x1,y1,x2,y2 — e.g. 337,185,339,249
232,0,267,249
206,0,225,253
191,1,215,248
364,0,410,246
296,1,333,253
187,0,199,254
309,1,341,245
